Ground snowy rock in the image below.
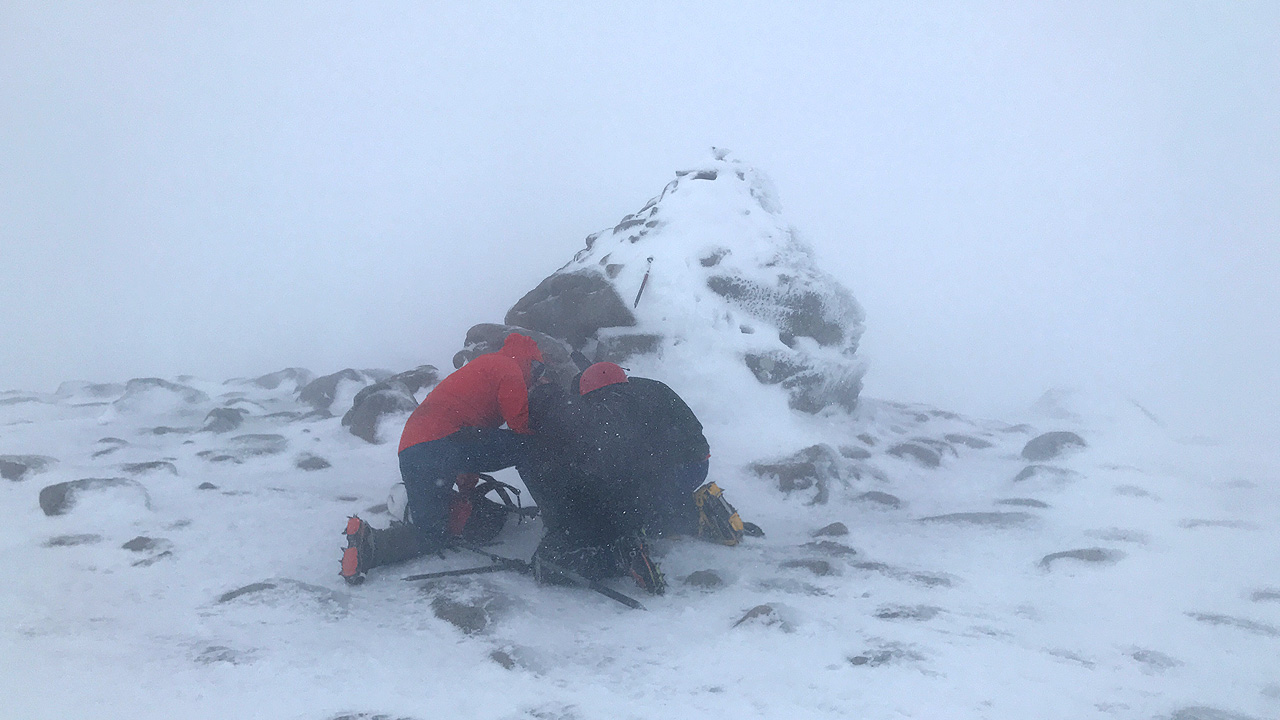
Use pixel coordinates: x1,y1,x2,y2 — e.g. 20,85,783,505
811,522,848,537
1168,706,1264,720
996,498,1049,508
298,369,375,412
780,558,836,576
875,604,941,621
1039,547,1125,569
918,512,1034,528
430,596,489,635
452,324,578,390
749,444,843,504
197,482,218,490
1012,464,1079,484
121,536,168,552
295,454,331,471
944,433,994,449
340,367,437,444
1185,612,1280,638
38,477,151,516
732,603,791,631
120,461,177,475
1020,431,1087,461
0,454,56,481
43,534,102,547
202,407,247,433
856,491,902,508
683,570,724,589
489,155,865,413
1128,648,1183,671
836,445,871,460
113,378,209,414
226,434,288,458
54,381,124,400
252,367,314,391
92,438,129,458
214,578,349,620
1252,588,1280,603
847,642,926,667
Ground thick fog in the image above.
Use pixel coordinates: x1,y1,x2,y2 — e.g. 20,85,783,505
3,2,1277,437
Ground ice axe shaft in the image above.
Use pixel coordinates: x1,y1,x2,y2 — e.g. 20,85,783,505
632,256,654,309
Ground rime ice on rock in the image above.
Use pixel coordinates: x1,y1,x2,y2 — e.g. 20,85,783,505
498,153,866,413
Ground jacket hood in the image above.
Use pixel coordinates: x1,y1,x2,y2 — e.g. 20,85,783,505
500,333,543,373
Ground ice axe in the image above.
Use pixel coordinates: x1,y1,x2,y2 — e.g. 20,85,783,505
632,256,654,309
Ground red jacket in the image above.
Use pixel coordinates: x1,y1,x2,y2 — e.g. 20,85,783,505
398,333,543,452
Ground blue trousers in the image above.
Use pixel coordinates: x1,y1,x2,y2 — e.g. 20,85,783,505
398,428,529,547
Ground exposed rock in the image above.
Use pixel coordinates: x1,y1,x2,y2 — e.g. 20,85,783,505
1178,519,1252,530
944,433,994,449
856,491,902,508
144,426,196,436
1252,588,1280,603
253,367,313,391
848,642,925,667
779,559,835,576
0,454,55,481
38,477,151,516
341,379,421,444
431,596,489,635
1128,648,1182,671
749,444,842,505
811,522,848,537
918,512,1034,528
489,650,517,670
886,442,941,468
227,434,288,457
298,369,370,411
1020,431,1086,461
594,332,663,364
683,570,724,589
452,324,578,390
43,534,102,547
1012,465,1079,484
996,498,1049,508
836,445,871,460
505,269,637,347
121,461,178,476
1039,547,1125,569
202,407,247,434
296,454,332,471
802,540,856,556
874,604,941,621
197,482,218,490
732,603,790,630
1170,707,1264,720
194,645,246,665
122,536,165,552
1186,612,1280,638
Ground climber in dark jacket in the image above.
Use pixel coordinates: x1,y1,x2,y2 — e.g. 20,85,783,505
519,361,710,549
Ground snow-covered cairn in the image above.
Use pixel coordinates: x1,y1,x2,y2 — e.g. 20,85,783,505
459,152,866,414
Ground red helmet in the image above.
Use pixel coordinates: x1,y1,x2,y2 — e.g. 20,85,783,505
578,362,628,395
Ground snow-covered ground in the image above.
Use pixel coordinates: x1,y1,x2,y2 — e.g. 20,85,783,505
3,370,1277,720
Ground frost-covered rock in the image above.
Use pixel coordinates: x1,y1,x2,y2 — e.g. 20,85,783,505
340,365,439,444
0,454,56,482
113,378,209,415
749,444,844,504
1021,431,1087,461
38,477,151,516
298,369,382,412
252,367,314,392
497,153,865,413
202,407,247,433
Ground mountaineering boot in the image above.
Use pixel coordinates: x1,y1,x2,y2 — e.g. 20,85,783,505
693,482,747,546
341,517,426,585
340,516,376,585
615,534,666,596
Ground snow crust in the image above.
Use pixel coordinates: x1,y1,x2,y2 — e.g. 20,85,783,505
2,369,1278,720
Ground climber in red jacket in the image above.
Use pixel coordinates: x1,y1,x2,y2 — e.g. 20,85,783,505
341,333,545,583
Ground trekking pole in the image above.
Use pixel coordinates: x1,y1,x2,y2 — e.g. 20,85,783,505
402,564,512,582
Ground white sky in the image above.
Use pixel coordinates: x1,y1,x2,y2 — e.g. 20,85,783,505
2,2,1277,435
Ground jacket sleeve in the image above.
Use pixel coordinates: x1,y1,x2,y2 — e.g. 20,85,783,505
496,364,532,434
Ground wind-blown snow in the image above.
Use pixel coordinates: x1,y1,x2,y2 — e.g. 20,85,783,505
2,367,1278,720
